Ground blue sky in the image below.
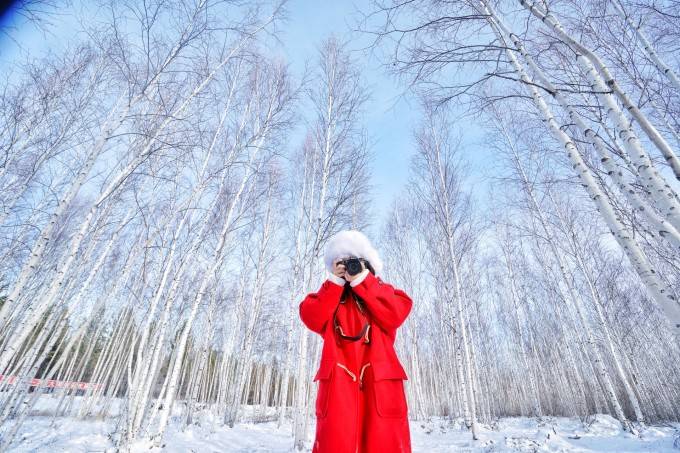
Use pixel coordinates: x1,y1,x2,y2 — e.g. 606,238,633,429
0,0,488,233
273,0,425,231
272,0,488,232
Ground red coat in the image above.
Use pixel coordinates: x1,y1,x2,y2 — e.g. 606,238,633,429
299,270,413,453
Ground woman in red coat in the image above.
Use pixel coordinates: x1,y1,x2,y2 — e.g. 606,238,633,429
299,230,413,453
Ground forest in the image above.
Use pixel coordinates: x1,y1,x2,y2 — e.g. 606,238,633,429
0,0,679,451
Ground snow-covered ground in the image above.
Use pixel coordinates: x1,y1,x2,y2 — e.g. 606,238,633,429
3,399,679,452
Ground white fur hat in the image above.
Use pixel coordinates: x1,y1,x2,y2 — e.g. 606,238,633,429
324,230,383,275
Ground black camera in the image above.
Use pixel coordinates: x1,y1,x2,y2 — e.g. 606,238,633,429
339,257,365,276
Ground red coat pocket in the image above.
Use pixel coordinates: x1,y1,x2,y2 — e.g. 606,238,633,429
313,360,334,418
371,360,408,418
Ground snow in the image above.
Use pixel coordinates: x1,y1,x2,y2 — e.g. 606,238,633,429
412,415,679,452
3,400,679,452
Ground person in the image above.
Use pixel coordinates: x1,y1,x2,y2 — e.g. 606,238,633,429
299,230,413,453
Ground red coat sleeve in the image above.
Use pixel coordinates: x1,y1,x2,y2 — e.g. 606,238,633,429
299,280,345,335
350,272,413,332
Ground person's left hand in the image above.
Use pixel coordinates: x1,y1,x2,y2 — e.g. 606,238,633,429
343,259,366,283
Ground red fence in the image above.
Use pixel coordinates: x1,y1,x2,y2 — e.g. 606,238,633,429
0,374,103,390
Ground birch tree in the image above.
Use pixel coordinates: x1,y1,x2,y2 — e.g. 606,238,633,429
282,36,373,450
407,102,480,439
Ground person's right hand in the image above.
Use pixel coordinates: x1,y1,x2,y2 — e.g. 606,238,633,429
333,258,347,280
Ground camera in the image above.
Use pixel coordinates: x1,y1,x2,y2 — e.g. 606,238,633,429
339,257,365,276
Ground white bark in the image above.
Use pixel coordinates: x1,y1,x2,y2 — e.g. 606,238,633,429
482,0,680,331
518,0,680,181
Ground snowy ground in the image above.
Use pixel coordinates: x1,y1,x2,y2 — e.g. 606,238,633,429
3,399,679,452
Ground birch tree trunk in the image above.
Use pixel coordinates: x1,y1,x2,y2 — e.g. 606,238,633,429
518,0,680,182
479,0,680,331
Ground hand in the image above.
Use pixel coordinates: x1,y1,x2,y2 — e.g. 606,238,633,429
332,258,347,281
